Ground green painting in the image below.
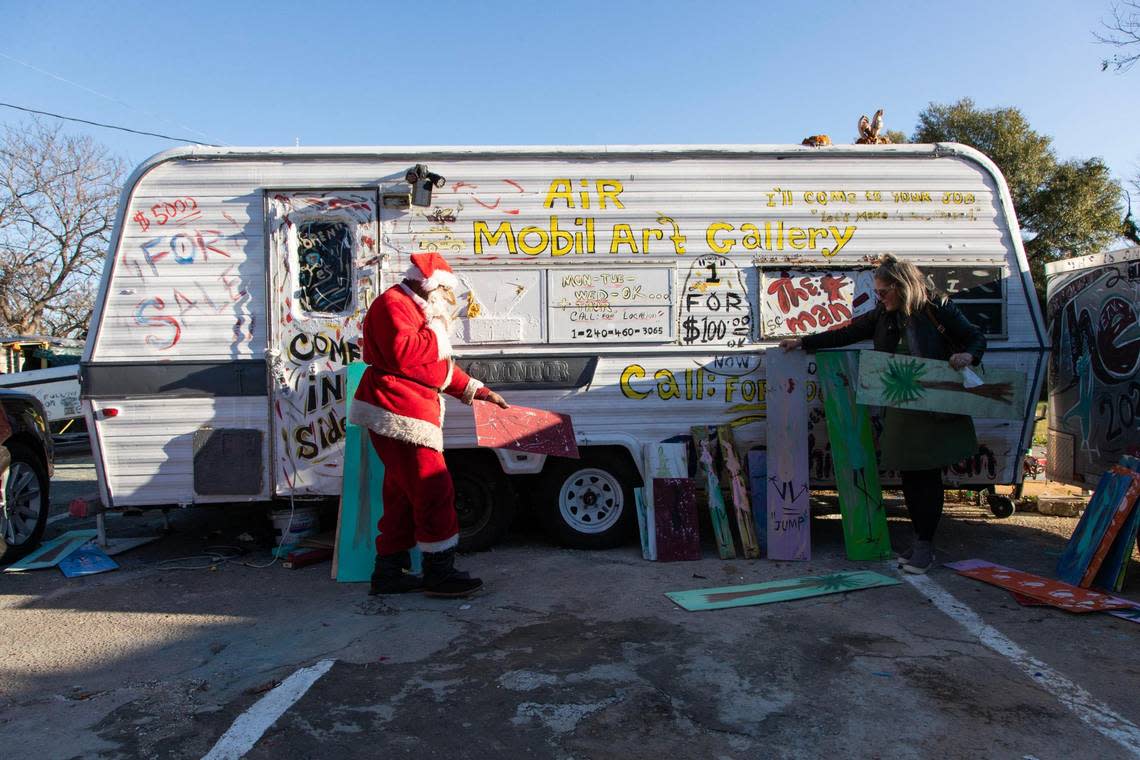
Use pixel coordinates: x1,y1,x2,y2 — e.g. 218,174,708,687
666,570,900,611
855,350,1026,420
336,362,389,582
692,426,736,560
816,352,892,561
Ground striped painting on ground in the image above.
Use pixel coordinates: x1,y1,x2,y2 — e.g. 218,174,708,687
1056,465,1140,588
816,352,892,561
666,571,899,611
337,363,386,581
856,350,1026,420
764,349,810,561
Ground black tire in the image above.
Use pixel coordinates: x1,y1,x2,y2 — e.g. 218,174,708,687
537,451,638,549
448,451,515,552
987,494,1016,519
0,442,51,564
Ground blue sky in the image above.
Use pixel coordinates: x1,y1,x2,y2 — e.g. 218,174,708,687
3,1,1138,190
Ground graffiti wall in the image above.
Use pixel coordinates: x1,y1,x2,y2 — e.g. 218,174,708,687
1047,248,1140,485
111,196,259,358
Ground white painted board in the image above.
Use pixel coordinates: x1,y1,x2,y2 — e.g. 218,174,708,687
452,268,542,345
547,267,673,343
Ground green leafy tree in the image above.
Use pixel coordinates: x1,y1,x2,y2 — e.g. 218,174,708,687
913,98,1123,304
883,129,909,145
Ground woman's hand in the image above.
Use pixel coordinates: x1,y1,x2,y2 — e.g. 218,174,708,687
778,338,803,352
484,389,510,409
948,352,973,370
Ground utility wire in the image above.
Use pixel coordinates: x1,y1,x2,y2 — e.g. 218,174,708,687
0,50,223,144
0,102,217,146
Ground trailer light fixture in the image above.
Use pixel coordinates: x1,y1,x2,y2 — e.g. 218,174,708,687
405,164,446,207
101,408,119,419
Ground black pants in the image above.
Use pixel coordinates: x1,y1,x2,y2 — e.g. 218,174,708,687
900,468,944,541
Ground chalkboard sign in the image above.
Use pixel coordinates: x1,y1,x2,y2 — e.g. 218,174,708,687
923,266,1005,336
296,220,353,314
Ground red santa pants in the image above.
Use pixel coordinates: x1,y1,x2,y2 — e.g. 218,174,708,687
368,432,459,556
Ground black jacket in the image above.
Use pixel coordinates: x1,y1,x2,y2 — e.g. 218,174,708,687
800,291,986,364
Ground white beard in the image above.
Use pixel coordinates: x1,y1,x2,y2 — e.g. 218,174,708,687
425,287,455,327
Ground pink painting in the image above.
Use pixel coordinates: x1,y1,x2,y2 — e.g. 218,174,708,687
474,402,579,459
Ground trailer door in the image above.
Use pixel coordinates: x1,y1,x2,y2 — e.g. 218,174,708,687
266,190,379,496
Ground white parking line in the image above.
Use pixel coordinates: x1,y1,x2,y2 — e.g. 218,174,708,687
201,659,336,760
904,573,1140,757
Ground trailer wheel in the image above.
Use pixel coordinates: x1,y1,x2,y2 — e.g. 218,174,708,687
537,452,637,549
0,443,51,564
987,493,1016,519
448,452,515,552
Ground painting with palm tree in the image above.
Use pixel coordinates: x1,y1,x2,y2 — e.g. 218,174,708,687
856,350,1026,420
666,570,900,611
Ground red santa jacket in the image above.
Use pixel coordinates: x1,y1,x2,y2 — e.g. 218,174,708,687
348,283,483,451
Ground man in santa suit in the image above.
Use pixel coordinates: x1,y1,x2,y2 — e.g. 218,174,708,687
348,251,508,598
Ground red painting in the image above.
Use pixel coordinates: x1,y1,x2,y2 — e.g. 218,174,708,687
653,478,701,562
955,564,1132,613
474,402,579,459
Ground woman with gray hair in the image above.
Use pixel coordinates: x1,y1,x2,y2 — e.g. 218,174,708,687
779,255,986,573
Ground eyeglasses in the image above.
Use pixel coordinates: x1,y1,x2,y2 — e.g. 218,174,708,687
874,287,893,298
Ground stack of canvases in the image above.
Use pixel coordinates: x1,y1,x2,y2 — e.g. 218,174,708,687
1056,455,1140,592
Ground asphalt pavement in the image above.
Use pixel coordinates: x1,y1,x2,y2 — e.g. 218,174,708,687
1,454,1138,759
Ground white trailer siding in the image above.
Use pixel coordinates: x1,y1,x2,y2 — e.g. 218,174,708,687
89,397,271,504
84,145,1045,509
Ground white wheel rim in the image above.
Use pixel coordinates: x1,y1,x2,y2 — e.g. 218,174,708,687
1,462,42,546
558,468,623,535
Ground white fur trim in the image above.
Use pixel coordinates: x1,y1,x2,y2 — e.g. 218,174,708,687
398,282,428,311
429,319,452,360
404,265,459,293
461,377,483,405
442,360,455,392
348,399,443,452
418,534,459,552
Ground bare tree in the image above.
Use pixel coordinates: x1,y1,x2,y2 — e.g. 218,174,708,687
0,120,124,338
1096,1,1140,72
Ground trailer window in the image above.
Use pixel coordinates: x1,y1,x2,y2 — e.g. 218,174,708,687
296,220,353,314
923,266,1006,338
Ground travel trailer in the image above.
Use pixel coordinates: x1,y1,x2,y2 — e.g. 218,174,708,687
1045,246,1140,486
81,143,1046,550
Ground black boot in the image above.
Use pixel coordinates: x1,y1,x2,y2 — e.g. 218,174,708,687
369,551,425,595
421,549,483,598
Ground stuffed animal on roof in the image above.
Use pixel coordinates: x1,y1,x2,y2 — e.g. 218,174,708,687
856,109,890,144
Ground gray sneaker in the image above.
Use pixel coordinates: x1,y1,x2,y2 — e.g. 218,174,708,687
902,541,934,574
895,534,918,565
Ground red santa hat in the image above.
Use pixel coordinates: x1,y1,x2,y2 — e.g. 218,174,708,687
404,251,459,292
